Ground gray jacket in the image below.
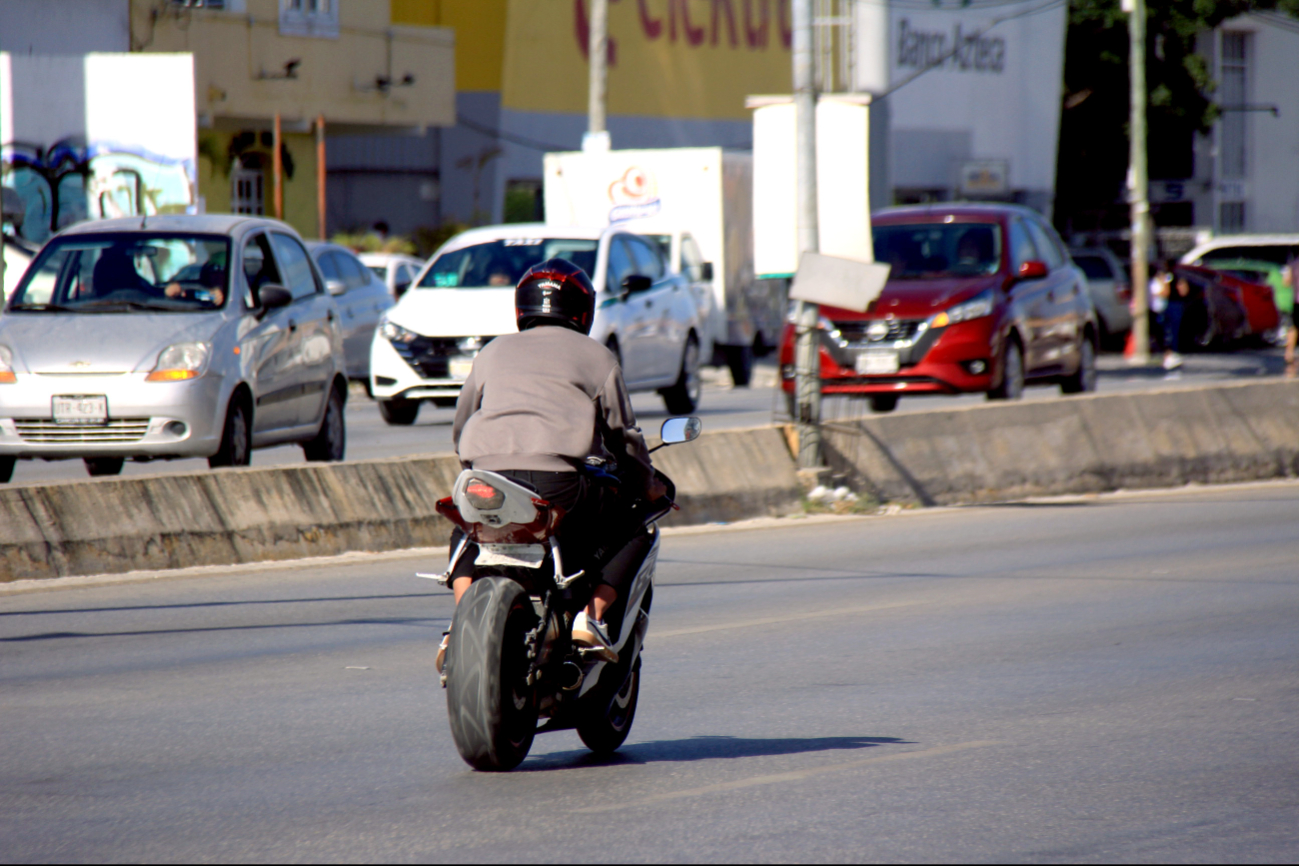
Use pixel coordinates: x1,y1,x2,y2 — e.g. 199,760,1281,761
452,325,655,487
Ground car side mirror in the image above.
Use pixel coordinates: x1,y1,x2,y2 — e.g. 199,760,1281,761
1017,260,1049,280
699,262,714,281
621,275,653,298
259,284,293,311
659,416,702,446
325,279,347,296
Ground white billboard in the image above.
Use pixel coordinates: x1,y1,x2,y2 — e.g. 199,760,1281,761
857,1,1067,203
1,53,197,244
751,97,875,279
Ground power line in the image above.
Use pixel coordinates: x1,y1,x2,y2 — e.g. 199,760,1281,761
455,115,573,153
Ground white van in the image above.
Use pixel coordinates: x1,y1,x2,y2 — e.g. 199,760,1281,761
368,223,706,425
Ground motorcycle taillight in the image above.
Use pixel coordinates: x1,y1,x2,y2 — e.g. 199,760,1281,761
465,480,504,509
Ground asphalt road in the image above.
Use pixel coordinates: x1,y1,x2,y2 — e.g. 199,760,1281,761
3,482,1297,862
4,347,1292,486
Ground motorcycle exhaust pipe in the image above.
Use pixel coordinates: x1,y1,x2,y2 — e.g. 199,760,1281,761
559,661,584,691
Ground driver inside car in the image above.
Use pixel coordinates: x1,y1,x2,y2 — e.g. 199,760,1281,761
438,258,669,672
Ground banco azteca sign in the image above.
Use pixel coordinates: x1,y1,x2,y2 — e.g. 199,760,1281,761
896,17,1006,73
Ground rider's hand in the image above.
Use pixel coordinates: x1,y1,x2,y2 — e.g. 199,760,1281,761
646,475,669,502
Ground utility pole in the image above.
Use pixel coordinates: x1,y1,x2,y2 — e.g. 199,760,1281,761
584,0,611,152
792,0,822,468
1126,0,1151,365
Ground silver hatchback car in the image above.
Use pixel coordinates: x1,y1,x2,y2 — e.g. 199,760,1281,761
0,215,349,483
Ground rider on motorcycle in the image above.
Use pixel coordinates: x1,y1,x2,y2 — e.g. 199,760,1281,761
437,258,668,668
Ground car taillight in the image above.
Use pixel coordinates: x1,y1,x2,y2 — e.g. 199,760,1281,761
465,480,504,509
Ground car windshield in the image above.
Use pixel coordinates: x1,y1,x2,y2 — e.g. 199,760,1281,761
419,238,598,289
872,223,1002,279
7,233,231,313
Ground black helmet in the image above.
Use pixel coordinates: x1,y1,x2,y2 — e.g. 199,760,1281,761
515,258,596,335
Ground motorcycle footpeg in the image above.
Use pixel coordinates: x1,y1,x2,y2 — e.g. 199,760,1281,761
576,645,618,664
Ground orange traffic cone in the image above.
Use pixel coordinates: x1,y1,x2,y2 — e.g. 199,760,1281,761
1123,329,1136,359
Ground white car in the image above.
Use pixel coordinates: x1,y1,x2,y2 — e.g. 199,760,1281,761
359,251,425,301
369,223,705,425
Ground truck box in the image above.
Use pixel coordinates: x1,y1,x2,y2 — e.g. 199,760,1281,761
543,147,785,385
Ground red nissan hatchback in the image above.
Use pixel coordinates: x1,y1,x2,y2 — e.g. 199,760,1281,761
780,203,1099,412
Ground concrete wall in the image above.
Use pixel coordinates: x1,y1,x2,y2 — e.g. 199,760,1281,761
5,381,1299,583
822,380,1299,506
0,427,801,582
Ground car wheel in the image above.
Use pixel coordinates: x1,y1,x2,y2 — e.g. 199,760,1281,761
378,398,420,425
1061,336,1098,394
661,334,701,414
0,456,16,484
84,457,125,477
209,396,252,468
304,386,346,462
869,394,899,413
988,338,1024,401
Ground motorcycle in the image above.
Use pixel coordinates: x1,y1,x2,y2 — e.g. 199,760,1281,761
426,416,703,771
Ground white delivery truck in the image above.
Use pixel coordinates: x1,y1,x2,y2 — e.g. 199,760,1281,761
543,147,785,385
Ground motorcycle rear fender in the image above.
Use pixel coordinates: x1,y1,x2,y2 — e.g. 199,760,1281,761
438,469,565,544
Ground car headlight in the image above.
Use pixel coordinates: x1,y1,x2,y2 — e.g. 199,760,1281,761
380,320,418,344
931,290,994,328
147,342,210,382
0,346,15,384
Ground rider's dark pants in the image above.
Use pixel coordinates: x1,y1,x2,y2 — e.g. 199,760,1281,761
448,469,641,593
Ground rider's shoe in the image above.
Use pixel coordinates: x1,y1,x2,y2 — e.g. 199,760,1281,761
435,631,450,675
572,611,618,664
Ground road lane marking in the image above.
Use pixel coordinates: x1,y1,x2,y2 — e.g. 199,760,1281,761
653,601,924,638
572,740,998,813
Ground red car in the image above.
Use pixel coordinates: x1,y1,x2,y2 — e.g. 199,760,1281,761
780,203,1100,412
1171,265,1279,348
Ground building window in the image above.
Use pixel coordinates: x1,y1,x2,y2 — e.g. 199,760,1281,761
232,161,265,215
280,0,338,38
1219,201,1246,233
1219,31,1248,181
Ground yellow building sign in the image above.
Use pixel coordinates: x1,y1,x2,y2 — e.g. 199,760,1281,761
502,0,791,119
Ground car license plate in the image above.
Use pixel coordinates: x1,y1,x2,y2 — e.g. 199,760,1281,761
856,352,900,375
53,395,108,425
449,359,474,381
476,543,546,568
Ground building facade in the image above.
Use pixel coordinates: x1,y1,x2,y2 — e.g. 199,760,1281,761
390,0,793,230
129,0,455,239
1186,13,1299,235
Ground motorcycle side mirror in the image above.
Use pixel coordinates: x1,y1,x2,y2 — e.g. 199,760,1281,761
660,416,702,444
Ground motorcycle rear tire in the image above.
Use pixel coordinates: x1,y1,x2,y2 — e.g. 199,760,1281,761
445,576,539,771
577,657,641,755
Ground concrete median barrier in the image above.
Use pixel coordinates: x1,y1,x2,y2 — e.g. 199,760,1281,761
5,381,1299,582
0,427,802,582
821,380,1299,506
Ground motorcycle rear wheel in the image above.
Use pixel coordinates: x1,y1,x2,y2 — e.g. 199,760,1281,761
445,576,539,771
577,657,641,755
